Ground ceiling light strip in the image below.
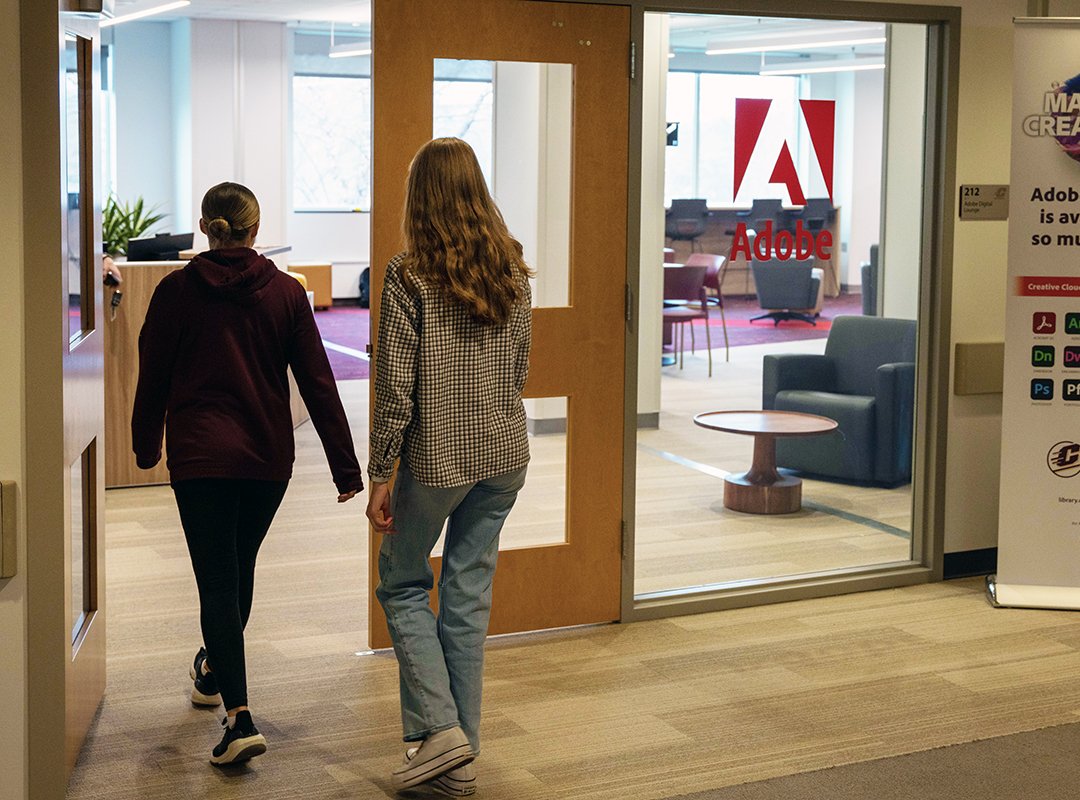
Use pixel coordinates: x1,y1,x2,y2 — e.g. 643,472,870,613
100,0,191,27
707,37,886,56
329,45,372,58
760,62,886,76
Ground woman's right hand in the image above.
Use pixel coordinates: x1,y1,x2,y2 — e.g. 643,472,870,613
366,482,396,534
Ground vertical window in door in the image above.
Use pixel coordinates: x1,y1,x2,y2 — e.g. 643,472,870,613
63,34,93,345
429,59,576,548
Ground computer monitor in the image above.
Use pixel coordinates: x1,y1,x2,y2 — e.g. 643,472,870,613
126,232,194,261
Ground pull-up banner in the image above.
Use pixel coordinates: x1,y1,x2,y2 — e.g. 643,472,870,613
991,18,1080,610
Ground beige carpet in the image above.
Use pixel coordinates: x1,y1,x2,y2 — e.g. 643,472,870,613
663,721,1080,799
67,572,1080,800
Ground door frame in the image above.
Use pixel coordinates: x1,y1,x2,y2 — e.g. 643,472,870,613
597,0,960,622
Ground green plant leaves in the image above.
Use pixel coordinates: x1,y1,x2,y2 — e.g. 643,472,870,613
102,195,166,256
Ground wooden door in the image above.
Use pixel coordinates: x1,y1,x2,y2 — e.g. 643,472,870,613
60,12,106,776
369,0,629,646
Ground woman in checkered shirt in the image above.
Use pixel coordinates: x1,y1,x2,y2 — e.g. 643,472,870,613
367,138,532,795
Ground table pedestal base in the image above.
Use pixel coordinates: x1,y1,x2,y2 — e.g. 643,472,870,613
724,472,801,514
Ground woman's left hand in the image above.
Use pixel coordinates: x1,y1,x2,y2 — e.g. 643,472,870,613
366,482,396,534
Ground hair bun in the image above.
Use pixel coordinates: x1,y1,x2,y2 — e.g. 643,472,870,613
206,216,232,239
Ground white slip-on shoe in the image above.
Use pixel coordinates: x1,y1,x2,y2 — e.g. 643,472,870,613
391,726,475,791
405,746,477,796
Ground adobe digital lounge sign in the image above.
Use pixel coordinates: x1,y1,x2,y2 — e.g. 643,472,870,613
730,98,836,262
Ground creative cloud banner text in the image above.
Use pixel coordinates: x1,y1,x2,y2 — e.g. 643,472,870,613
992,18,1080,609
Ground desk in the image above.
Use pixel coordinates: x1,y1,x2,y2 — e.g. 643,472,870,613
693,410,837,514
178,244,293,261
104,259,309,488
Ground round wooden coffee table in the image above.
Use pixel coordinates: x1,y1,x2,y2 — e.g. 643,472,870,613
693,410,838,515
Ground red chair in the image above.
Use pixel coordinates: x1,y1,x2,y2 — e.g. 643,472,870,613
663,265,714,376
684,253,730,362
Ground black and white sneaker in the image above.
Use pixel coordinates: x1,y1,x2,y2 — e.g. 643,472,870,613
209,711,267,766
189,647,222,707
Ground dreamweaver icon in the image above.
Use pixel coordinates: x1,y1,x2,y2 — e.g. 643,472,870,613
1048,441,1080,477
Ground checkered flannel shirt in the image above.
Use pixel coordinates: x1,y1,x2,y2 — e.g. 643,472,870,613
368,253,532,488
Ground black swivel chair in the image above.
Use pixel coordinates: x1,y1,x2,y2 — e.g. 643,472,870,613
738,198,792,231
665,199,709,253
790,197,836,232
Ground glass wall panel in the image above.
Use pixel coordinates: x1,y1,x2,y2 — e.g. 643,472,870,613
637,12,924,599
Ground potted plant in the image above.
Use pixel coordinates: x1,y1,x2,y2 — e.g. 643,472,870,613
102,195,166,257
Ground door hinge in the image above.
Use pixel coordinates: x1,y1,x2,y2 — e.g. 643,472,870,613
629,40,636,80
625,283,633,325
621,520,631,560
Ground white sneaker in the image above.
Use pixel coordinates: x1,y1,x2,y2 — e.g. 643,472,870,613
405,746,477,796
391,726,474,791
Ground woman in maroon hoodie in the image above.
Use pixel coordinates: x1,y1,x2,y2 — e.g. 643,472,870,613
132,182,364,766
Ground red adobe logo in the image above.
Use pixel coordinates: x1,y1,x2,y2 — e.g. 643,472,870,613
730,98,836,262
734,98,836,205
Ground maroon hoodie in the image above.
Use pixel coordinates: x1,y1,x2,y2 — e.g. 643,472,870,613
131,247,364,494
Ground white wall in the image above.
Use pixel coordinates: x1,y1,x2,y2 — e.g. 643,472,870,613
849,69,885,286
934,1,1020,553
170,19,192,232
188,19,289,248
290,213,370,295
493,61,573,425
880,23,927,321
639,13,669,421
113,22,178,231
1,0,28,796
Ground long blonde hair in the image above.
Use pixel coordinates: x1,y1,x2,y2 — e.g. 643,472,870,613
401,138,531,326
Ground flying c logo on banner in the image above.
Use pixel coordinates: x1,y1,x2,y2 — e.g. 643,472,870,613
1048,441,1080,477
733,98,836,205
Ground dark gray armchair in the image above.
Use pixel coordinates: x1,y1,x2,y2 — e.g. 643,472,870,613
762,316,917,486
751,258,822,325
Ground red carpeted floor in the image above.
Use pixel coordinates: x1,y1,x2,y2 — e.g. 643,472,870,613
709,291,863,347
312,292,865,382
314,306,370,381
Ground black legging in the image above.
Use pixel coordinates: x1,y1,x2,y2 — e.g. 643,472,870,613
172,478,289,711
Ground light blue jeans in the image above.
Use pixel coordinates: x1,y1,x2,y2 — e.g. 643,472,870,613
375,462,527,754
